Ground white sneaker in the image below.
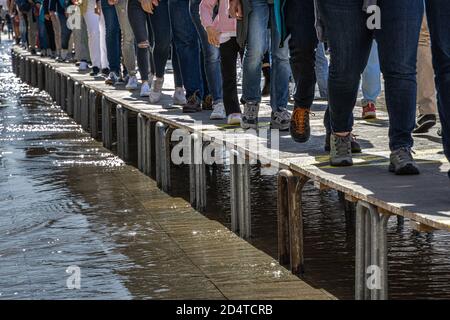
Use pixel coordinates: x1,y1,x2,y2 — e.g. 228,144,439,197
78,61,88,71
173,87,187,105
140,81,151,97
125,75,138,90
227,113,242,125
210,102,226,120
149,78,164,103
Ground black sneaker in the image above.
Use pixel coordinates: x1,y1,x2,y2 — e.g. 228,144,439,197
290,107,311,143
90,66,100,76
389,147,420,175
202,94,213,110
182,91,202,113
413,114,437,134
325,133,361,153
101,68,110,77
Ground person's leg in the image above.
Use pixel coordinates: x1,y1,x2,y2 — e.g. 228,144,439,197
169,0,203,110
361,40,381,118
189,0,222,104
26,10,36,50
285,0,318,138
149,0,171,79
376,0,423,151
101,1,121,74
57,13,72,58
115,0,137,77
268,5,290,130
375,0,423,174
73,17,90,64
220,37,241,116
147,0,172,102
425,0,450,164
414,15,438,133
50,13,61,55
315,42,329,99
240,0,268,128
83,2,102,70
127,0,151,96
242,0,268,105
99,12,109,71
317,0,373,166
44,18,57,53
286,0,318,110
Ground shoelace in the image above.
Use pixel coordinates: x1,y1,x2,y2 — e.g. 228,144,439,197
292,109,312,132
395,147,415,162
187,91,199,105
334,135,351,156
246,104,259,118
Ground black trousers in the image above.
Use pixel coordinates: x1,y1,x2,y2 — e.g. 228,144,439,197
219,37,244,115
285,0,318,109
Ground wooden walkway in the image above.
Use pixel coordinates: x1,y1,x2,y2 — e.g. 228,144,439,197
11,46,450,300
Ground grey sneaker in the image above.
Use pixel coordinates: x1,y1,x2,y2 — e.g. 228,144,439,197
389,147,420,175
271,108,291,131
241,102,260,129
330,134,353,167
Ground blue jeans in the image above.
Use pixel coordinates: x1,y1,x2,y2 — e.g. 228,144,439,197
243,1,290,111
425,0,450,162
101,0,121,74
189,0,223,103
315,42,329,99
57,13,72,50
317,0,423,151
361,40,381,104
169,0,203,98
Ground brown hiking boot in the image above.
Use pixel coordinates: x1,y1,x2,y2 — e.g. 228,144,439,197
290,107,311,143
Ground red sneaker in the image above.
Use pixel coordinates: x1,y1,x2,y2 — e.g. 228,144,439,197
362,101,377,119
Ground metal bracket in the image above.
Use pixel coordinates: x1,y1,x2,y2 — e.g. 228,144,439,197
189,133,207,212
155,122,172,192
355,200,391,300
230,149,251,239
101,97,113,149
73,81,81,123
277,169,309,275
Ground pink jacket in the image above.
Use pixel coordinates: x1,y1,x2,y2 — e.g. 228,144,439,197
199,0,236,34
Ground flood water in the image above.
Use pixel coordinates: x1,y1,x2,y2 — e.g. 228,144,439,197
1,41,450,300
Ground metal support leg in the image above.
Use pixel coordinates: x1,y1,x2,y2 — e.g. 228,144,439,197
189,134,207,212
25,58,30,84
61,75,67,110
155,122,171,192
89,90,100,139
116,105,129,161
102,97,113,149
277,170,309,275
230,150,251,239
137,113,144,171
55,73,61,106
66,78,74,117
30,60,37,87
81,86,89,130
73,82,81,123
37,62,44,91
355,201,391,300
